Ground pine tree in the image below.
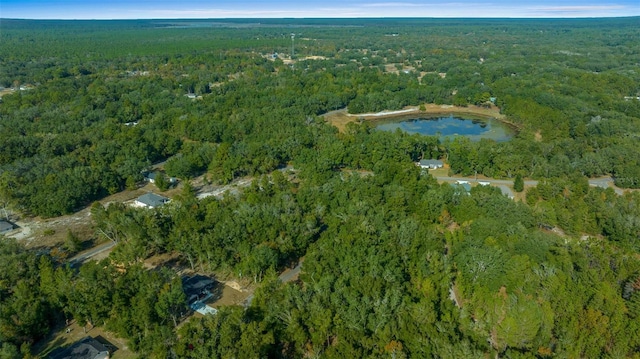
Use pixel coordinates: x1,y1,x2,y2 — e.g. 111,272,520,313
514,174,524,192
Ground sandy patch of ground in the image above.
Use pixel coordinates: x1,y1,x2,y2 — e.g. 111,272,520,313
534,130,543,141
208,284,250,307
301,55,326,60
324,104,505,133
0,88,15,98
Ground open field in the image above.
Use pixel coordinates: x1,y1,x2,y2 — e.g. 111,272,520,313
324,104,505,132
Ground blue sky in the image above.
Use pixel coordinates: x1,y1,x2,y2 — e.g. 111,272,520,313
2,0,639,19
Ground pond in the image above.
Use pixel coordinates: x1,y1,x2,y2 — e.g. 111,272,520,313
375,115,514,142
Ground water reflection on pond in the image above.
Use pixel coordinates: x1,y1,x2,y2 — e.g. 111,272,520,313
375,115,514,142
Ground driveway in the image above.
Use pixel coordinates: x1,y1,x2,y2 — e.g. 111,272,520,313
243,260,303,308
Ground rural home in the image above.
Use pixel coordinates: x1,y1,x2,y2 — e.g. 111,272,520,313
133,193,170,209
418,159,444,169
143,172,156,183
182,275,215,304
143,171,177,186
452,182,472,194
48,336,110,359
182,275,219,315
0,220,14,235
498,185,515,199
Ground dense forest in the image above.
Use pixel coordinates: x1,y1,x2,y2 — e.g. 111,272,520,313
1,18,640,358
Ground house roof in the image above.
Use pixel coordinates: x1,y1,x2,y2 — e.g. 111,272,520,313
498,185,514,198
48,336,109,359
182,275,215,297
136,193,169,208
0,220,13,233
419,159,443,166
452,183,472,193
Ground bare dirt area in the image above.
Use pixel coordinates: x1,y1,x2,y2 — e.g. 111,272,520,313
208,283,251,307
0,88,15,97
534,130,543,141
324,104,505,132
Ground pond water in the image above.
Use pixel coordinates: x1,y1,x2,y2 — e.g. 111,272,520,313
375,115,514,142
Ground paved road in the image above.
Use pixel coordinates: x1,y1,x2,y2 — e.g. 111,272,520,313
68,241,116,266
243,260,303,308
435,176,537,186
278,261,303,283
434,175,624,195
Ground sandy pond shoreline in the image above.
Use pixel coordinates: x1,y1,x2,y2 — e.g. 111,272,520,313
324,104,507,132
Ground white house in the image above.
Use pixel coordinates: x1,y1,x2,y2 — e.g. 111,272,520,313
133,193,170,209
143,172,156,183
418,159,444,169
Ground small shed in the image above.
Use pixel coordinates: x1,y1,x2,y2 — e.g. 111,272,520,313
418,159,444,169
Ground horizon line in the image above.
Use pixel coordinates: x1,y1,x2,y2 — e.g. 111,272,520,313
3,15,639,21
